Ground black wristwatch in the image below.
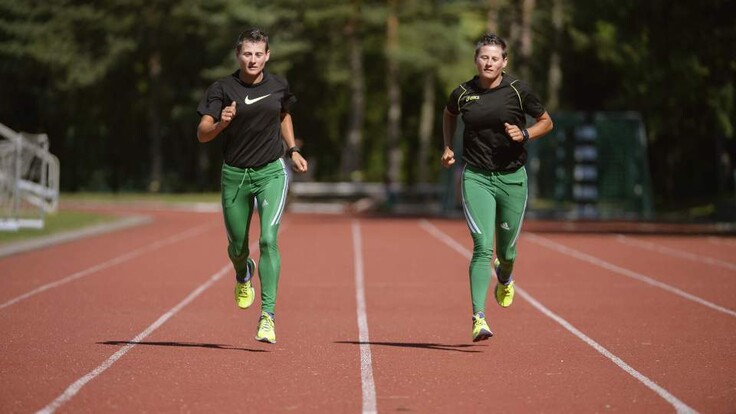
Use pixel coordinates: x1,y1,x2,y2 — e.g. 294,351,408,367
521,129,530,143
286,146,301,157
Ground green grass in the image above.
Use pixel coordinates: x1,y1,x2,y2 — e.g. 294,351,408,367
0,210,119,245
62,192,220,204
0,192,220,246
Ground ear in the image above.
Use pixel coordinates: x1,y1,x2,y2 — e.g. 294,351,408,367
502,57,508,69
265,49,271,63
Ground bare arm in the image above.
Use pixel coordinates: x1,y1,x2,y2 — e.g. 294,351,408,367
441,108,458,168
280,112,308,173
196,101,237,143
526,111,554,141
504,111,554,143
196,115,224,143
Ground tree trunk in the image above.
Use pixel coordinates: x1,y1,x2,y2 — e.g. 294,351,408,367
518,0,535,81
508,2,521,52
546,0,563,110
148,51,162,193
486,0,500,33
340,0,365,181
417,72,435,183
386,0,402,188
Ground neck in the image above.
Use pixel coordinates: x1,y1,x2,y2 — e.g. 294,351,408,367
478,74,503,89
239,70,264,84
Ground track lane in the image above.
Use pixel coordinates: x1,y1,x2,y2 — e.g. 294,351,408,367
426,224,736,413
47,214,364,413
3,210,735,413
0,210,218,307
615,234,736,272
623,234,736,264
0,211,227,412
363,218,679,413
528,233,736,311
515,232,736,412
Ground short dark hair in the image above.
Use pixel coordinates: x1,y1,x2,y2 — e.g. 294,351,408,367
236,28,269,53
475,34,507,59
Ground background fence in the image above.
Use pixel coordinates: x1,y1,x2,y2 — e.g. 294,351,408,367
440,112,654,220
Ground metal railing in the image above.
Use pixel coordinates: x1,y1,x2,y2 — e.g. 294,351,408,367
0,122,60,231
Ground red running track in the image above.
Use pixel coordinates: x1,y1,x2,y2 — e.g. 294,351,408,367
0,206,734,413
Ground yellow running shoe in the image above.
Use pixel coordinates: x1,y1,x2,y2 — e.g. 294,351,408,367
255,311,276,344
472,312,493,342
234,258,256,309
494,258,515,308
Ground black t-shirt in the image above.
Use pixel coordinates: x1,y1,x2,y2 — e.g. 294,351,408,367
197,70,296,169
446,74,545,171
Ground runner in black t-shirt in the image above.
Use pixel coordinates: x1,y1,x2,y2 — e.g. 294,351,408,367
441,34,553,342
197,28,308,344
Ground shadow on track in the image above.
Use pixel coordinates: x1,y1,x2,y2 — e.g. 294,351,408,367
335,341,484,353
98,340,268,353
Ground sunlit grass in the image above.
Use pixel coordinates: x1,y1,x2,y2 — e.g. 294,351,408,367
0,192,220,246
61,192,220,204
0,210,118,245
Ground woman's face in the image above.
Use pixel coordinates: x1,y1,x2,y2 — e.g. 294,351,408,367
237,41,270,78
475,44,507,82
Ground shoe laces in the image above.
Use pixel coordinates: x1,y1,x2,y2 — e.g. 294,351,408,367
259,315,274,332
237,282,250,296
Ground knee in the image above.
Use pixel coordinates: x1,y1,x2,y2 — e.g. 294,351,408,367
472,238,493,259
259,232,279,252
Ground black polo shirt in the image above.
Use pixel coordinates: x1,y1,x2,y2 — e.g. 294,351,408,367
446,74,545,171
197,70,296,169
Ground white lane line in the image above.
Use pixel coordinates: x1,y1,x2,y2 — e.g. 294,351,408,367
616,234,736,272
36,263,232,414
518,287,697,414
707,237,736,247
1,222,217,311
352,220,377,414
419,219,698,414
525,233,736,318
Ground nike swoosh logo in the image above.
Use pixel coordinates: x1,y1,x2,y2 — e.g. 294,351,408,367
244,94,271,105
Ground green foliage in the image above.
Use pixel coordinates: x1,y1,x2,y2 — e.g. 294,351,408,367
562,0,735,201
0,0,733,206
0,0,135,89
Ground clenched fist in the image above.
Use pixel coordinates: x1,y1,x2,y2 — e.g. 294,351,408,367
220,101,237,127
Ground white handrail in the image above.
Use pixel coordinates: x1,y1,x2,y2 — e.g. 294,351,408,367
0,122,60,230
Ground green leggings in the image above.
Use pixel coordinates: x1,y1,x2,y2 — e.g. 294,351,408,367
221,159,288,314
461,165,528,314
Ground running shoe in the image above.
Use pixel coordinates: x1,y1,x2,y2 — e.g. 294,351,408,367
255,311,276,344
234,258,256,309
472,312,493,342
494,258,515,308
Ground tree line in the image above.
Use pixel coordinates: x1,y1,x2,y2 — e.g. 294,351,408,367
0,0,733,210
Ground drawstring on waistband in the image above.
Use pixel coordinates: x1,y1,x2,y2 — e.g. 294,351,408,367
230,169,248,203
